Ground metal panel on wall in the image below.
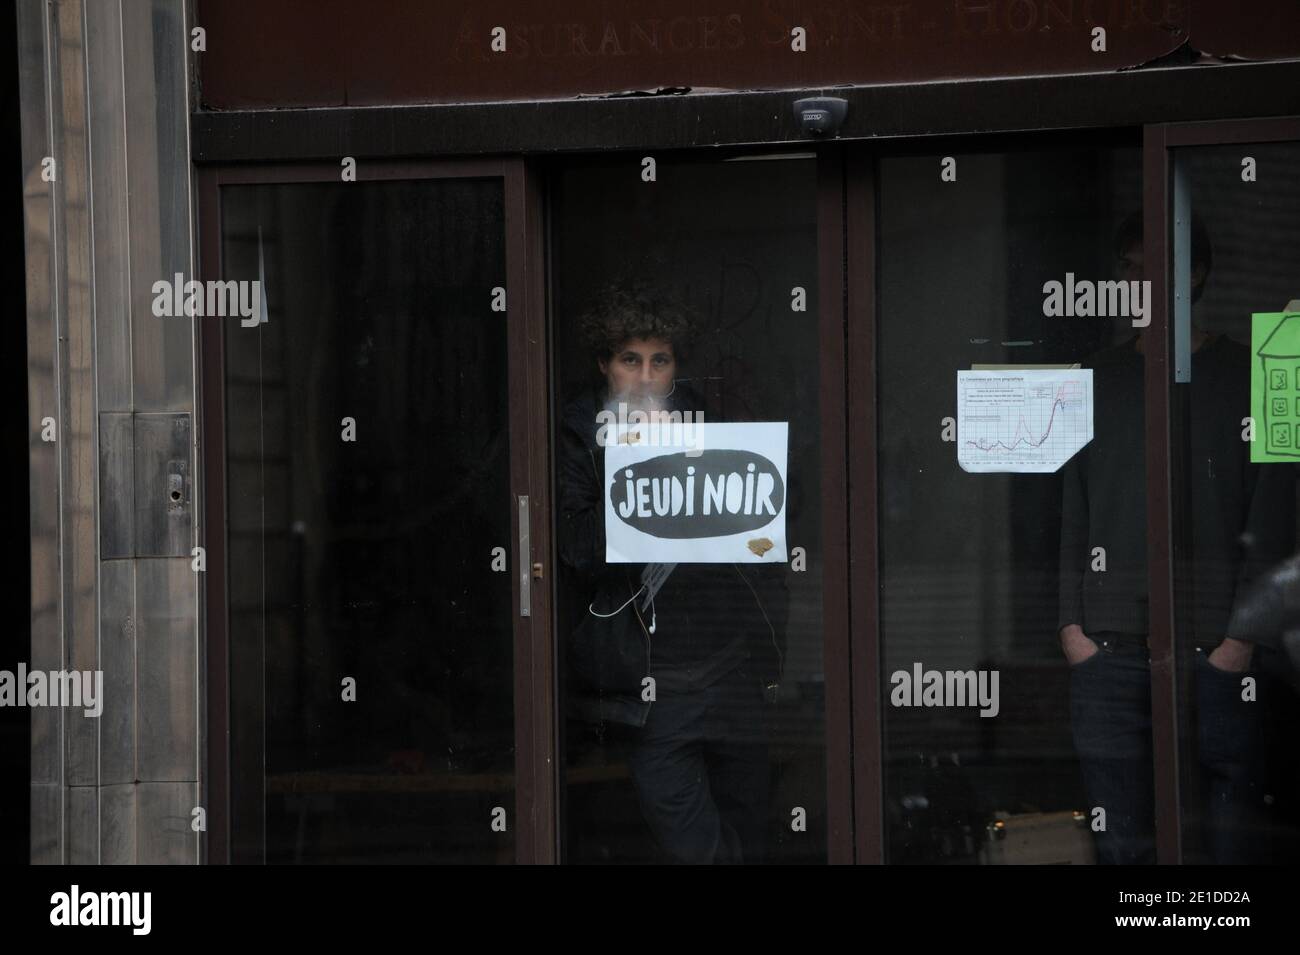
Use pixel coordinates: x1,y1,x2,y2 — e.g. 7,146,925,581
134,413,192,558
18,0,202,864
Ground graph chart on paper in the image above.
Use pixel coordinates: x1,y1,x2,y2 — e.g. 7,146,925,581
956,369,1094,473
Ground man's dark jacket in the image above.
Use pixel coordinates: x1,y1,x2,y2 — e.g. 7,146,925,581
557,382,790,727
1058,334,1295,642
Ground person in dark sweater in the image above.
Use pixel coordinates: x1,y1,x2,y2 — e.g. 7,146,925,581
557,281,789,864
1058,212,1295,863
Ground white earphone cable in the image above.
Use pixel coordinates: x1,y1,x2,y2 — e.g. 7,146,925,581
588,582,648,619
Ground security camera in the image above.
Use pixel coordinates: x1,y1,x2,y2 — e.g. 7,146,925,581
794,97,848,136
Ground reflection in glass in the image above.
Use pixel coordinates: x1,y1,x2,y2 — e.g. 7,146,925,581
222,179,514,863
878,147,1144,863
552,157,825,863
1172,142,1300,863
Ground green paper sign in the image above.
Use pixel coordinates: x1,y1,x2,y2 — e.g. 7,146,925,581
1252,312,1300,462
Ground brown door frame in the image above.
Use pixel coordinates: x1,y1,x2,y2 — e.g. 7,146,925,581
842,118,1298,867
196,157,556,863
188,109,1299,865
199,148,858,865
1143,116,1300,864
848,127,1199,865
540,146,856,864
817,146,856,864
844,143,882,864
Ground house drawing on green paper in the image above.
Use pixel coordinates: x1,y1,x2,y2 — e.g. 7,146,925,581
1259,314,1300,457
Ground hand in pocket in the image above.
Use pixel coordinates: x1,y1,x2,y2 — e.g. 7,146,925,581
1060,624,1100,666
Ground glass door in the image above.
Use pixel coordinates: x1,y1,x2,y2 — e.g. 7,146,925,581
856,135,1160,864
546,149,852,863
199,160,553,863
1157,121,1300,863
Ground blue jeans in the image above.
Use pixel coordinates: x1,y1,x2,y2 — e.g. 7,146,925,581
1068,633,1263,864
1192,647,1265,864
625,662,770,864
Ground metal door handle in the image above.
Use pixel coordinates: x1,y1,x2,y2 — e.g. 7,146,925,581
1173,160,1191,383
518,495,530,617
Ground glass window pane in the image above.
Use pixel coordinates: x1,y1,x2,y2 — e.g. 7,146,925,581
221,178,514,863
551,155,825,863
1171,141,1300,863
877,146,1149,863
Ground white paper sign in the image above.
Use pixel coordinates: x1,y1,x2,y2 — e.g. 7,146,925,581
957,369,1094,473
604,421,789,563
